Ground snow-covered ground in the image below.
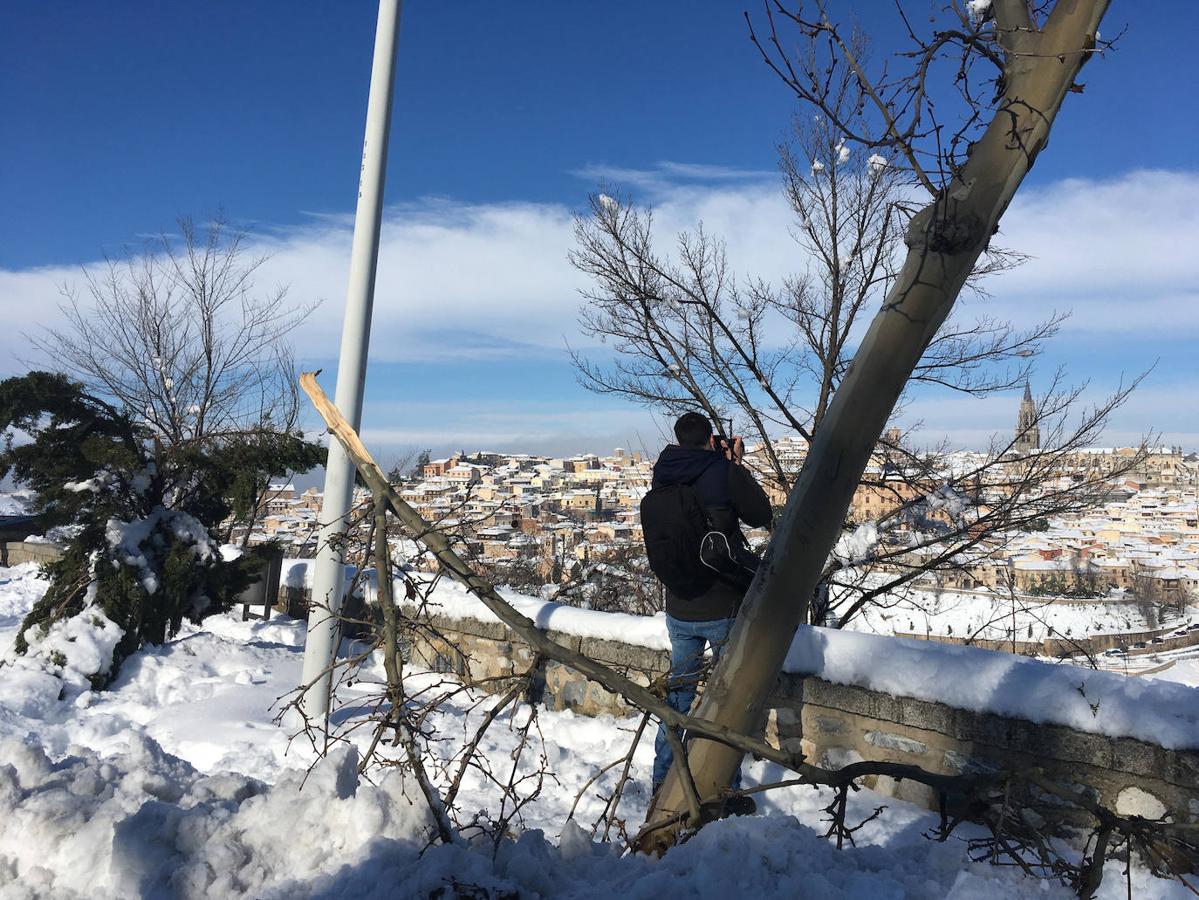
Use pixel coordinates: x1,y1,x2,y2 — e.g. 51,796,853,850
1,562,1195,898
1150,656,1199,688
0,492,31,516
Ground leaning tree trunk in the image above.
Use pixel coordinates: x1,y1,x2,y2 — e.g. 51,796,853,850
640,0,1110,851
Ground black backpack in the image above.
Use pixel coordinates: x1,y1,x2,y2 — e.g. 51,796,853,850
640,482,716,600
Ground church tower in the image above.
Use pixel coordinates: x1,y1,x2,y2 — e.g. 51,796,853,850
1013,381,1040,454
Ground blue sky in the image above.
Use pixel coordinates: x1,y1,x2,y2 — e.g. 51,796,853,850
2,2,1197,463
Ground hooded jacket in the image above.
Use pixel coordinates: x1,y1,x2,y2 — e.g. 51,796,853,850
650,445,773,621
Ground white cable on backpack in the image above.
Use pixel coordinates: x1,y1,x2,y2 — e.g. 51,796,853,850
699,530,755,576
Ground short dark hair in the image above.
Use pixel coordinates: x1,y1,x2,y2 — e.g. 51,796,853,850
674,412,713,448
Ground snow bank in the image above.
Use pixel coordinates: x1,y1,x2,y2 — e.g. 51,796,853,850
786,627,1199,750
0,733,1105,900
0,736,448,899
418,576,671,651
1,589,123,719
280,559,671,651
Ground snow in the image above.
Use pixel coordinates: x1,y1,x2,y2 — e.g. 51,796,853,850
0,736,438,899
105,506,218,595
840,570,1164,644
0,563,44,632
1149,658,1199,689
5,729,1149,900
63,478,102,493
967,0,992,23
394,572,672,652
10,610,123,712
0,564,125,719
835,140,850,164
833,522,880,564
924,483,969,526
0,561,1195,898
868,153,889,173
810,159,825,174
0,492,32,516
786,627,1199,750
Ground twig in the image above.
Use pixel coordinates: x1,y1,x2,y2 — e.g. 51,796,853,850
600,711,652,841
567,756,627,823
443,663,538,812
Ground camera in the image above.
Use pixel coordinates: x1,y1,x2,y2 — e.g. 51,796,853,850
711,432,743,462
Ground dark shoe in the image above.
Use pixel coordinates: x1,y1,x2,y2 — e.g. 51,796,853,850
723,794,757,817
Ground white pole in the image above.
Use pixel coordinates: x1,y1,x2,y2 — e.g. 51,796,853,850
300,0,402,720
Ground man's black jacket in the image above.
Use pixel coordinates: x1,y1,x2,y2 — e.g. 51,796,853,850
650,445,773,622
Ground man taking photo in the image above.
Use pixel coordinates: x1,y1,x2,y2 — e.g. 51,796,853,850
641,411,773,814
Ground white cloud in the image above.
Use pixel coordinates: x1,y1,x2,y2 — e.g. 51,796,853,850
0,201,585,371
3,166,1197,451
572,160,773,195
263,200,587,364
567,166,1199,340
0,173,794,374
982,170,1199,334
298,395,668,462
5,168,1197,365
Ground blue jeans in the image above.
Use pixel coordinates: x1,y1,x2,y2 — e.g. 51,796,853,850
652,613,743,790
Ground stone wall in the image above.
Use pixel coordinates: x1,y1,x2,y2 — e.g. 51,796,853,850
1,541,63,566
769,674,1198,822
399,607,669,717
383,599,1199,824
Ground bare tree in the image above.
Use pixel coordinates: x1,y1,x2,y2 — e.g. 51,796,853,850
279,450,558,860
32,215,318,539
37,216,313,447
637,0,1122,848
573,110,1037,468
572,70,1140,634
546,541,664,616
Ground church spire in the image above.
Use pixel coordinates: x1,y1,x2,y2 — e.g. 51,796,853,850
1014,382,1040,454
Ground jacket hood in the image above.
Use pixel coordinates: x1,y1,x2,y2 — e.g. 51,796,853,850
652,445,723,487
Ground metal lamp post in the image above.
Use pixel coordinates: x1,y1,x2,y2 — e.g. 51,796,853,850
299,0,403,720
